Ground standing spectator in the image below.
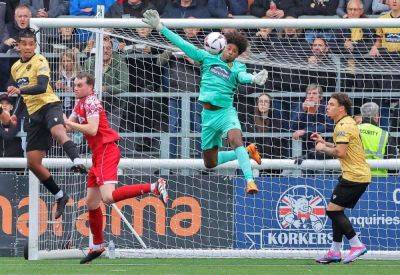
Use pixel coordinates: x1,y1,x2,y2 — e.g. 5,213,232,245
148,0,168,14
291,84,334,158
19,0,67,18
336,0,372,17
372,0,390,14
250,0,297,18
0,93,24,158
295,0,339,16
55,51,81,116
165,25,203,158
162,0,211,18
244,94,288,163
358,102,397,176
207,0,248,18
83,38,129,131
106,0,155,18
45,27,85,53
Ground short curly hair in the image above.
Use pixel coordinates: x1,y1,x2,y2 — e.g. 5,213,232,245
224,30,248,55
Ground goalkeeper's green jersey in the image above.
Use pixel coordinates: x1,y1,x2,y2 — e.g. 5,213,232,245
160,27,254,108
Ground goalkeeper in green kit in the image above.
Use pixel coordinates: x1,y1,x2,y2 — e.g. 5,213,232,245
143,10,268,194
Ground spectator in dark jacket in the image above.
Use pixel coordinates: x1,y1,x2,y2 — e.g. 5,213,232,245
148,0,168,14
0,94,24,158
106,0,155,18
250,0,297,18
162,0,211,18
295,0,339,16
5,0,20,23
208,0,248,18
19,0,67,18
1,4,31,53
291,84,334,158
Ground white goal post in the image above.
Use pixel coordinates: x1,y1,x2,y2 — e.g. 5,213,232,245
19,16,400,260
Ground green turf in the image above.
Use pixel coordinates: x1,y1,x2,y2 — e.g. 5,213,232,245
1,257,400,275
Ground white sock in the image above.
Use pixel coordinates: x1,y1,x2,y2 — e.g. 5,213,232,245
90,243,103,251
55,190,64,200
349,235,363,247
330,241,342,252
150,183,156,192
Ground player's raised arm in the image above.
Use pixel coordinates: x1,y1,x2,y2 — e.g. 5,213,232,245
237,67,268,86
142,9,207,63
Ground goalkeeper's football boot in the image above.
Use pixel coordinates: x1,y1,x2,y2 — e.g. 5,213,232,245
246,143,262,165
71,158,88,174
153,178,169,204
315,250,342,264
80,247,105,264
55,194,69,219
246,180,259,194
343,245,367,264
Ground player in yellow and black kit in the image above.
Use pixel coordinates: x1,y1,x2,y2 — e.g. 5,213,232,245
7,29,86,219
311,93,371,264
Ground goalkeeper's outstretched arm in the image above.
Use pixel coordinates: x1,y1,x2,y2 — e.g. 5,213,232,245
142,10,207,63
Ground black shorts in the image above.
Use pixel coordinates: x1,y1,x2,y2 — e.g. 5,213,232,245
26,102,64,152
330,176,370,209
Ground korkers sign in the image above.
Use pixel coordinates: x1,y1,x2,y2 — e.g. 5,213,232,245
234,176,400,251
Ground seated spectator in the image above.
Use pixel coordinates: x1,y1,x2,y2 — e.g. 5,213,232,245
369,0,400,57
291,84,334,159
307,37,332,65
244,94,289,164
83,38,129,131
0,4,31,93
295,0,339,16
1,4,31,53
45,27,85,53
207,0,248,18
336,0,372,17
372,0,390,14
69,0,115,16
250,0,296,18
336,0,373,55
162,0,211,18
106,0,155,18
20,0,67,18
55,51,81,116
0,94,24,158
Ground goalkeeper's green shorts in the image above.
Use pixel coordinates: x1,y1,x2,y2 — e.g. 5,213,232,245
201,106,242,151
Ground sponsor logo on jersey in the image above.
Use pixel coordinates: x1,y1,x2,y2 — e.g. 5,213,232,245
16,77,29,87
209,65,231,80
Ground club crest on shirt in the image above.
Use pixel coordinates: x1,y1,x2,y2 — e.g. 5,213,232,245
210,65,231,80
26,64,32,71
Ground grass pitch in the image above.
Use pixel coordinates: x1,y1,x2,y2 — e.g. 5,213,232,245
1,257,400,274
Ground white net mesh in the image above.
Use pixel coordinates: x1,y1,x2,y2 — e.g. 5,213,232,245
32,20,400,258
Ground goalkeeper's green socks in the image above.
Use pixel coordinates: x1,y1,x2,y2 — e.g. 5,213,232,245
234,146,254,181
217,150,237,165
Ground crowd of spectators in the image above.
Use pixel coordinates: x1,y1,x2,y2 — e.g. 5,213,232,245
0,0,399,161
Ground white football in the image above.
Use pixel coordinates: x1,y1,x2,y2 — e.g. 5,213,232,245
204,32,227,54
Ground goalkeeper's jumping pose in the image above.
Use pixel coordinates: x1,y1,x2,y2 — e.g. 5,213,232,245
143,10,268,194
65,72,168,264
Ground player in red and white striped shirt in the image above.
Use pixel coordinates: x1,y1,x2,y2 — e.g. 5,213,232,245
65,72,168,264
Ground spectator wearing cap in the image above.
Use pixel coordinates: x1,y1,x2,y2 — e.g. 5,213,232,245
0,94,24,158
358,102,397,177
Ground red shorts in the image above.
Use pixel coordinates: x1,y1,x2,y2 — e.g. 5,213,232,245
87,142,120,188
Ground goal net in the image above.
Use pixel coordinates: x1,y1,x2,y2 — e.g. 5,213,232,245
25,17,400,260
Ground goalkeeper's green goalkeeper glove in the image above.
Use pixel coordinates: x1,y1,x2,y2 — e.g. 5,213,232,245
142,10,164,31
252,69,268,86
